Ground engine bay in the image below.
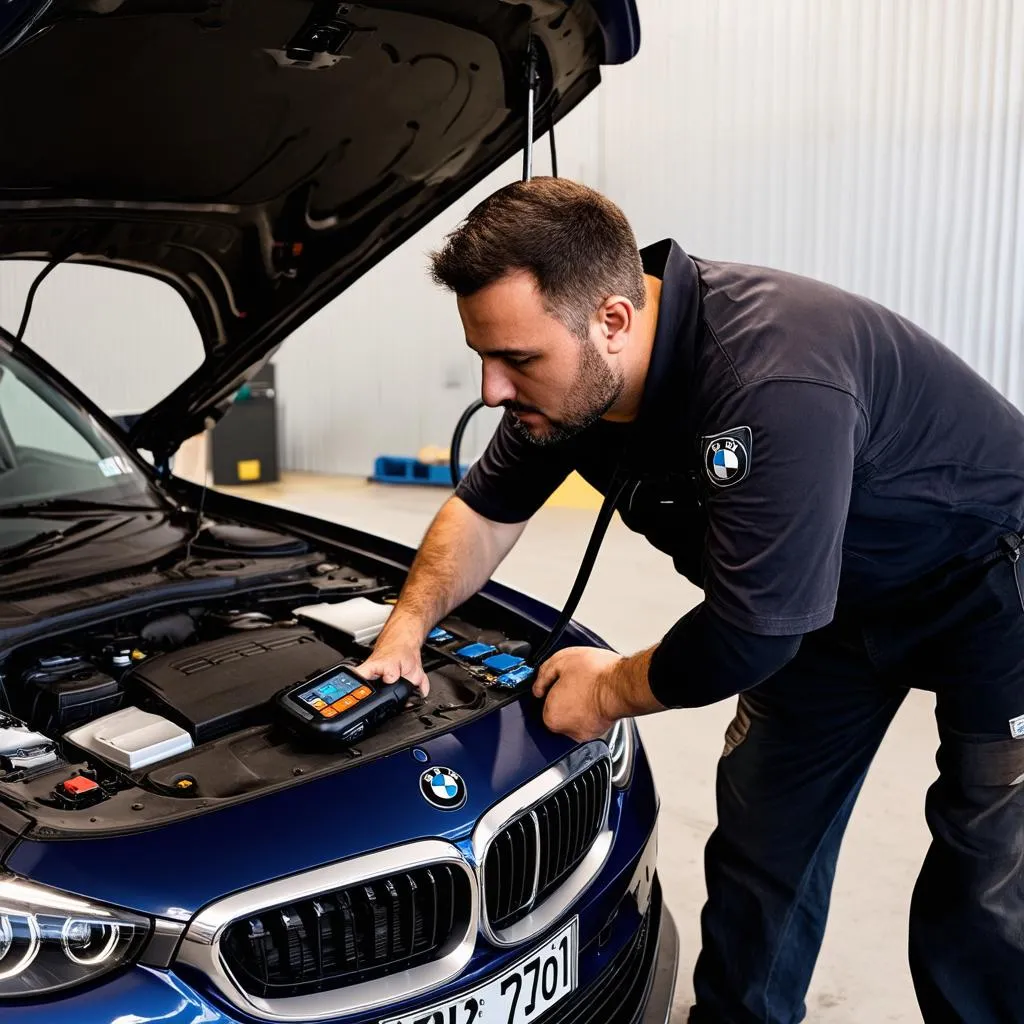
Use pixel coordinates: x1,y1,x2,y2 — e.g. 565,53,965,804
0,521,541,836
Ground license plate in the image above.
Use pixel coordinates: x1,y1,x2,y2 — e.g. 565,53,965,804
381,918,578,1024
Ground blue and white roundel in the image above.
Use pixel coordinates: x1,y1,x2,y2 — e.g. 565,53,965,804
712,447,739,480
702,426,752,488
420,766,467,810
432,773,459,799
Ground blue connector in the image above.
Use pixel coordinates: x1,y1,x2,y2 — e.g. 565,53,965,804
483,653,525,672
494,665,535,688
454,642,498,662
428,627,455,643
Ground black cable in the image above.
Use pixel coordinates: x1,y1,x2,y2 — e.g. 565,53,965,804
549,115,558,177
447,397,631,666
441,429,631,668
14,259,62,345
529,472,631,667
449,398,486,487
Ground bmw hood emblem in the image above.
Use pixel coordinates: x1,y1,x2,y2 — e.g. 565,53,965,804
420,766,467,810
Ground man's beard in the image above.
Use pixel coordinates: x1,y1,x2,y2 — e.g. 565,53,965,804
507,340,625,446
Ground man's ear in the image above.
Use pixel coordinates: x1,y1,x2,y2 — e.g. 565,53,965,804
601,297,635,355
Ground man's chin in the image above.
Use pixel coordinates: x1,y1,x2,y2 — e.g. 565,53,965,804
511,411,578,447
511,412,556,445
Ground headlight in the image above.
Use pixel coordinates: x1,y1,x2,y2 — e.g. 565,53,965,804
604,718,636,788
0,875,150,998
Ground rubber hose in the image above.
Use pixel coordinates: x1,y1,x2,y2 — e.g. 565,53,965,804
449,398,487,488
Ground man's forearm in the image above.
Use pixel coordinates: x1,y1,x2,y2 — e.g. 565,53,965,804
380,496,526,644
598,645,666,719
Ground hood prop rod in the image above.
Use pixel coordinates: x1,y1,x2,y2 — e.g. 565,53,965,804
522,38,539,181
448,40,544,488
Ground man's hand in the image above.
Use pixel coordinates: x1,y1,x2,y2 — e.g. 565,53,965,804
355,625,430,696
533,644,666,741
532,647,624,742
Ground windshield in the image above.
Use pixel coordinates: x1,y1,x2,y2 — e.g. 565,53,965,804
0,346,156,511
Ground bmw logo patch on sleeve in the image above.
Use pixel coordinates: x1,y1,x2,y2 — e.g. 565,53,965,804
420,766,467,810
702,426,752,488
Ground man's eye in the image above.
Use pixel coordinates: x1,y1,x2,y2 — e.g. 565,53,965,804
508,356,535,368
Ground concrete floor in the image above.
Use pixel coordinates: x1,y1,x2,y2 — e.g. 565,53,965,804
221,473,935,1023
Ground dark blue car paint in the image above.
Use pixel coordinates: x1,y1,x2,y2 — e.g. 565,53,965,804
8,749,657,1024
591,0,642,64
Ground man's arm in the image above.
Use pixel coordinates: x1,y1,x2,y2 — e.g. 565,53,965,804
536,378,862,740
532,608,804,742
357,495,527,694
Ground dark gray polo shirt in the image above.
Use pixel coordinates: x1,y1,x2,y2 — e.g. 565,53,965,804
457,240,1024,703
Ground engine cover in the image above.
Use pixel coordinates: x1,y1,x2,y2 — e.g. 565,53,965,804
127,627,343,743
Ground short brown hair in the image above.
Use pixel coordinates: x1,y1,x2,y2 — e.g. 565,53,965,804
429,177,646,339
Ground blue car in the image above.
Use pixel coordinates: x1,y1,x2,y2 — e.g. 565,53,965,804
0,1,677,1022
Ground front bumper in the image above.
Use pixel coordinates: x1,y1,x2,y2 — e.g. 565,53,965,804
546,876,678,1024
0,875,678,1024
644,894,680,1024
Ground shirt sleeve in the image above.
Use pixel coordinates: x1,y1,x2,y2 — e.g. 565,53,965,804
648,602,803,707
698,379,867,635
455,411,576,524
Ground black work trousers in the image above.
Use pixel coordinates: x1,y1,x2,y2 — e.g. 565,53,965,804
688,541,1024,1024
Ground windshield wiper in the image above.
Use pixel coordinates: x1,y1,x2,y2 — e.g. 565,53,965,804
0,498,167,518
0,529,65,561
0,517,131,566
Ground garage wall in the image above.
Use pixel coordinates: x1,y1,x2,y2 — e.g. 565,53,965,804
0,262,205,417
2,0,1022,476
603,0,1024,397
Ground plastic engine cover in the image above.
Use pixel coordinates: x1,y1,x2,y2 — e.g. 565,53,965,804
127,627,343,742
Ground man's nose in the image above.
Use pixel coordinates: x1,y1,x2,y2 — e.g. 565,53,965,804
480,362,516,408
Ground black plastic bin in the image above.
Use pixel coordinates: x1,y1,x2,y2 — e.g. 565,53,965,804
210,364,280,486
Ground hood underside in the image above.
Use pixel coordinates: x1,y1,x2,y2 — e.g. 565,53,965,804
0,0,639,455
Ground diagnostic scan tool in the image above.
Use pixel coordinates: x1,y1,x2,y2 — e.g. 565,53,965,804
276,666,412,746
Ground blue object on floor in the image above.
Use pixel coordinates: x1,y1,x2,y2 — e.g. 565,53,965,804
455,642,497,661
371,456,469,487
483,653,525,672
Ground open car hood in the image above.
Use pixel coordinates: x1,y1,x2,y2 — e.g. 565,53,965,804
0,0,639,458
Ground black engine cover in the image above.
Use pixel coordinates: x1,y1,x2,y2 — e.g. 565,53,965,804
128,627,343,742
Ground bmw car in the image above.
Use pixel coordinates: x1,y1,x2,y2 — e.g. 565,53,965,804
0,2,678,1022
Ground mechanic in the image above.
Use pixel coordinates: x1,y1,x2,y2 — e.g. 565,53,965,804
358,177,1024,1023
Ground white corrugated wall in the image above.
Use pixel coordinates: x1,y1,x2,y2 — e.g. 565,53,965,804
2,0,1022,474
599,0,1024,398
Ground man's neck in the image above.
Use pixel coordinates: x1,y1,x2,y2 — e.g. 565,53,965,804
603,273,662,423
